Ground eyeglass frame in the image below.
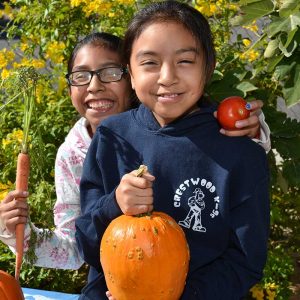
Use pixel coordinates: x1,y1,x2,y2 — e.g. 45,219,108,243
65,66,128,86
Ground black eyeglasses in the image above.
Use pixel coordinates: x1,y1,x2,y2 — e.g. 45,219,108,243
65,67,127,86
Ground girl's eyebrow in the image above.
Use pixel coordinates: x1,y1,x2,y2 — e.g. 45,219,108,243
72,62,121,71
176,47,199,55
135,47,199,58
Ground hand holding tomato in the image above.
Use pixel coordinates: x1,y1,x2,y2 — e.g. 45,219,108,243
215,97,262,138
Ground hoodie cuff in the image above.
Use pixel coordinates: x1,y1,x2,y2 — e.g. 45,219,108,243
97,188,123,226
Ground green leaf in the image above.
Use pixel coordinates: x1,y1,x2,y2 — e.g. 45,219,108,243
264,38,279,58
236,81,258,96
267,12,300,37
282,160,300,187
278,29,298,57
273,62,296,81
279,0,300,18
231,0,274,26
282,64,300,107
266,53,285,72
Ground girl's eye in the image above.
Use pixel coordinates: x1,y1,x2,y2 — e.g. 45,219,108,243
140,60,157,66
179,60,194,64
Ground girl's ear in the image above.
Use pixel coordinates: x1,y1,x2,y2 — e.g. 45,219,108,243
127,64,135,90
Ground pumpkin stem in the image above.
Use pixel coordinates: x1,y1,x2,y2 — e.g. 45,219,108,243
135,165,153,217
135,212,152,218
135,164,148,177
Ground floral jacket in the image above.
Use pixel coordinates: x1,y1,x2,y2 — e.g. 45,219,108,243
0,117,91,269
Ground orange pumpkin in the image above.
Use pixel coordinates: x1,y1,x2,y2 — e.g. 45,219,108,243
100,211,190,300
0,270,24,300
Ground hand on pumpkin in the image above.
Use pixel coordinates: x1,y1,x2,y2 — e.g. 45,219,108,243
0,190,29,233
115,169,155,216
214,99,263,138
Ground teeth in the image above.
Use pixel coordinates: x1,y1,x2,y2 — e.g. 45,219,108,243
159,94,178,98
88,100,114,109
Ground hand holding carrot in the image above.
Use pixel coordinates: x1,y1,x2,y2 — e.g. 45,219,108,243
115,165,155,216
0,190,29,234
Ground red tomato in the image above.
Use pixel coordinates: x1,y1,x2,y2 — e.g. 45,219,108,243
217,96,250,130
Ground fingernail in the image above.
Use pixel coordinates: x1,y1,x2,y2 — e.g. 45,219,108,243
22,191,29,196
220,128,225,134
235,121,244,128
245,103,251,110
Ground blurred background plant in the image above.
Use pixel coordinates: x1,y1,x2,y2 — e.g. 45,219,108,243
0,0,299,298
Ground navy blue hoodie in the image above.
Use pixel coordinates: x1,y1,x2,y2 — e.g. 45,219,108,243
75,103,270,300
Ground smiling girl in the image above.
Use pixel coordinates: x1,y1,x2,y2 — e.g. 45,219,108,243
76,2,270,300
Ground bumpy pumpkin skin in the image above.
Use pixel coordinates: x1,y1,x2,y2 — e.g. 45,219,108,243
100,211,190,300
0,270,25,300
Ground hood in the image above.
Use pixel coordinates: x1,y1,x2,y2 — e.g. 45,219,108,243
133,103,218,136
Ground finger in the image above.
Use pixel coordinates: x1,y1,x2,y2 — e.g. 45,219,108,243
3,206,29,219
213,111,217,118
2,190,28,203
246,100,263,111
235,115,259,129
106,291,112,298
133,187,154,199
124,204,154,216
141,173,155,182
220,128,251,137
5,216,28,233
124,173,154,189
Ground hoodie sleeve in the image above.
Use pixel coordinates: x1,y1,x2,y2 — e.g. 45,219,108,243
253,111,271,153
75,129,123,271
181,152,270,300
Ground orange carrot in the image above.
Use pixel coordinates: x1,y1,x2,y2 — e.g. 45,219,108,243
14,152,30,280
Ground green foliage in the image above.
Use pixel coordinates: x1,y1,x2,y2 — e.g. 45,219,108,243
0,0,299,297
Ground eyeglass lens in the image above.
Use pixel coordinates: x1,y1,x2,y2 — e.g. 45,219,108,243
69,67,123,85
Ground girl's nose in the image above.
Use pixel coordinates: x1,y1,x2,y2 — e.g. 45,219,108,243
87,73,105,92
157,63,177,86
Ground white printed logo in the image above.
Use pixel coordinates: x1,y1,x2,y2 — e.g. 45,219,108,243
174,177,220,233
179,188,206,232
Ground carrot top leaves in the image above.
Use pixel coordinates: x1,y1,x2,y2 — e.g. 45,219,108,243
1,66,41,154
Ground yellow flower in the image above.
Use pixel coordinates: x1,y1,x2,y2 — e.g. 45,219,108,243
2,129,24,149
117,0,135,4
57,75,68,94
265,283,278,300
243,39,251,47
45,41,66,64
195,3,218,17
250,285,265,300
0,49,15,69
35,83,44,104
1,2,13,19
20,43,29,52
31,59,46,69
240,49,260,62
1,68,10,79
243,21,258,33
82,0,112,17
70,0,85,7
0,181,13,201
0,190,9,201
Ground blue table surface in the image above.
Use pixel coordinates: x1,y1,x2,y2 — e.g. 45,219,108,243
22,288,79,300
